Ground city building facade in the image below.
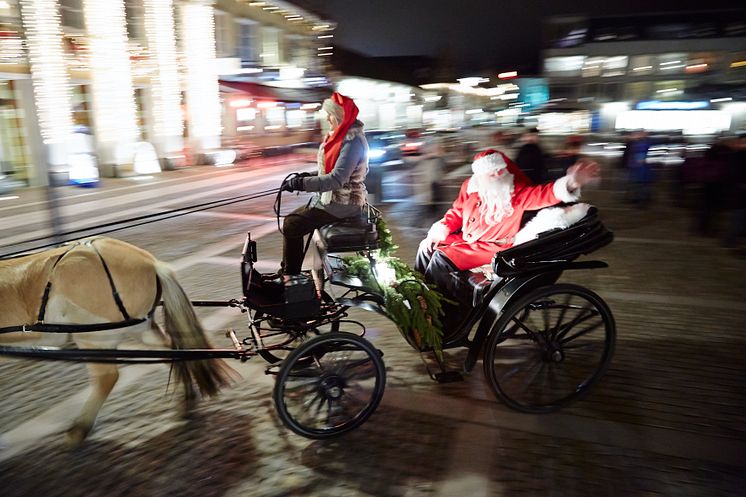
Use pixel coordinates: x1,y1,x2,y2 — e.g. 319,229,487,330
0,0,335,187
541,10,746,135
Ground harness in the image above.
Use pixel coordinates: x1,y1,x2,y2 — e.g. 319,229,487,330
0,239,148,334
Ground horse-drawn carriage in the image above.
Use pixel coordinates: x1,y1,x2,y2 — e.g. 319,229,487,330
0,182,615,446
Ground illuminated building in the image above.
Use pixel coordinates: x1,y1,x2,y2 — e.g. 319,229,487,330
0,0,337,186
541,9,746,134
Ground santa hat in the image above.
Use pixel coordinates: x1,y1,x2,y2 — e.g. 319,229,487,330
471,149,533,186
472,150,507,175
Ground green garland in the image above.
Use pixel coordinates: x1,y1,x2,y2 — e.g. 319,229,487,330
342,217,451,359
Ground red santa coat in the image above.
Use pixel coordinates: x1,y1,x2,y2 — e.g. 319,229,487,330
431,176,578,270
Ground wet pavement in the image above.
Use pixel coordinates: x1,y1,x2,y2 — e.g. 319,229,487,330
1,155,745,496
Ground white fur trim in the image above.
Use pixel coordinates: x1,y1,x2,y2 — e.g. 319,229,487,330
514,203,591,245
472,153,507,176
427,222,451,241
553,175,581,203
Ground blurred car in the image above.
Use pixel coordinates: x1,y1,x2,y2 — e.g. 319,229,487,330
365,130,405,202
400,129,426,156
366,130,403,164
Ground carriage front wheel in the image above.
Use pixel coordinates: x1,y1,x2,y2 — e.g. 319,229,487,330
273,332,386,439
483,283,615,413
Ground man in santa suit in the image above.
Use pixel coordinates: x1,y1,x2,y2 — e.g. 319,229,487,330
415,149,600,286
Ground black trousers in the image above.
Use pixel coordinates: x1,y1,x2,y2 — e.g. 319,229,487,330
282,206,341,274
415,244,459,290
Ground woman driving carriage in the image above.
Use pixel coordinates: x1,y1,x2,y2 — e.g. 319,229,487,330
279,92,369,275
415,149,601,290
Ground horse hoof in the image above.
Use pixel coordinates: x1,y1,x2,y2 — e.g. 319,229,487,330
64,425,90,449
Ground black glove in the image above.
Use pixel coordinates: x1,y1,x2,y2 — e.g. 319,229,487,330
282,176,305,192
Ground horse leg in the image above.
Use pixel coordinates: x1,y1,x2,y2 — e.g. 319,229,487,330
65,362,119,448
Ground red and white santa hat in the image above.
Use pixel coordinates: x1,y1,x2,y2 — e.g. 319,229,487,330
471,150,507,175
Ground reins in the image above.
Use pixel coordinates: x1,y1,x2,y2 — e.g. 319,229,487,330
0,188,280,259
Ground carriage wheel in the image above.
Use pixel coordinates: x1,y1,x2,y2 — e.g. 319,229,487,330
483,284,615,413
257,291,341,364
273,332,385,439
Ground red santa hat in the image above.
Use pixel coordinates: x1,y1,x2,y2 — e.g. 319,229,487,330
471,149,533,185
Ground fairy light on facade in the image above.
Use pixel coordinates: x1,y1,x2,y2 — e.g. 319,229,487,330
83,0,139,161
19,0,74,145
181,0,221,147
144,0,183,152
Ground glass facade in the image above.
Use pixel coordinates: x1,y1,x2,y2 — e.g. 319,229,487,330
0,80,31,183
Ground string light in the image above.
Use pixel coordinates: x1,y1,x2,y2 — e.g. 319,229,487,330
19,0,74,145
144,0,183,147
83,0,139,156
181,1,221,142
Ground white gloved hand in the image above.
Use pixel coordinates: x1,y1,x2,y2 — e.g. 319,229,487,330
422,222,450,251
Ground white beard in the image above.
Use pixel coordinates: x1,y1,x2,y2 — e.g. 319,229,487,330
468,172,515,224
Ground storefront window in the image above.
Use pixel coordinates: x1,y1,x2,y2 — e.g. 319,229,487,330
237,20,259,66
265,106,285,131
261,27,281,66
60,0,85,31
0,80,31,183
601,56,627,77
236,106,257,133
653,80,685,99
582,57,604,77
544,56,585,77
629,55,654,75
624,81,652,101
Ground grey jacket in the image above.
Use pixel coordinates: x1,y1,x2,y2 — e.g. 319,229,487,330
303,121,369,218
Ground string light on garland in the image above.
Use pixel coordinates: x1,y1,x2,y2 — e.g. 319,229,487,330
19,0,74,145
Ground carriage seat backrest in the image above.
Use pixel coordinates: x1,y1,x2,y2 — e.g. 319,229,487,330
316,211,380,253
492,203,613,277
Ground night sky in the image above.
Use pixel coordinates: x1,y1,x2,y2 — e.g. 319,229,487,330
299,0,743,76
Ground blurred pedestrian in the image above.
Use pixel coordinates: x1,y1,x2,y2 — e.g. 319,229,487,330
548,134,584,181
723,135,746,248
414,136,445,207
515,127,547,184
694,141,731,237
623,130,653,208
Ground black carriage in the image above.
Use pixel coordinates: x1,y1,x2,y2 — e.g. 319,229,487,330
0,186,615,441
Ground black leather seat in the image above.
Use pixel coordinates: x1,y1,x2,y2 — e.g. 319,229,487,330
317,215,380,253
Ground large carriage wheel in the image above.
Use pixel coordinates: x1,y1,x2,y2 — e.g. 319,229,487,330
483,284,615,413
257,290,342,364
273,332,386,439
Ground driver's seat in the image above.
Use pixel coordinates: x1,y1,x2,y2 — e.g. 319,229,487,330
315,205,380,253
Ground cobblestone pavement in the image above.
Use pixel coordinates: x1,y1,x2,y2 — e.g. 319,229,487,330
1,158,745,496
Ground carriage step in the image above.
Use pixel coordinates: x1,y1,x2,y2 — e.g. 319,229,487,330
434,371,464,383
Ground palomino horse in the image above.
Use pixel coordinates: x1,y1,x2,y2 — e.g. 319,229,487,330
0,237,234,447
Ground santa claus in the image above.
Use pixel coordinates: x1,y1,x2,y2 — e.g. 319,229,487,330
415,149,600,284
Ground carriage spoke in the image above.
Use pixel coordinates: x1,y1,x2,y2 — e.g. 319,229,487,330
560,320,603,345
554,306,597,341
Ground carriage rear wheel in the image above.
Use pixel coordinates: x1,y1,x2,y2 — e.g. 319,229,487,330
483,284,615,413
273,332,385,439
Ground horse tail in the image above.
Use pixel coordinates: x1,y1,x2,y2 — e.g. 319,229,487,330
154,260,235,398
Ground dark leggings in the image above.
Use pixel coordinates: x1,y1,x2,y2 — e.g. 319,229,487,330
282,206,342,274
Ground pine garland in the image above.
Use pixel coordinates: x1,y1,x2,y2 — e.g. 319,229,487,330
342,217,450,358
